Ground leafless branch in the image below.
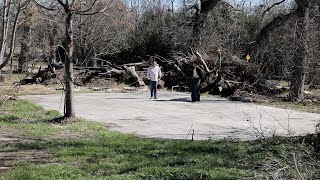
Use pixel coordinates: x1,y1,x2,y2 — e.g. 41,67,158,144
262,0,286,18
75,0,98,13
32,0,56,11
220,1,241,11
75,4,111,16
293,153,305,180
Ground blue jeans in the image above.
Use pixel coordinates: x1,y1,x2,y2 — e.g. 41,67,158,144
150,81,158,98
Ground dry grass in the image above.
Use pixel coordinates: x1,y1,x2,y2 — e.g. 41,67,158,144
0,73,96,97
0,74,60,96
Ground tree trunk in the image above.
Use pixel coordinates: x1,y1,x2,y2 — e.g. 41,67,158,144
190,0,221,50
0,0,10,68
87,46,97,67
123,66,145,87
64,12,75,118
18,25,31,73
0,0,24,71
289,2,309,100
48,24,58,73
191,11,202,50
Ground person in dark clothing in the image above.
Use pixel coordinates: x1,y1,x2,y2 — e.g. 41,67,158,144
191,61,203,102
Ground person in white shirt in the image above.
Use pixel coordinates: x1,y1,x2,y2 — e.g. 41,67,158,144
147,60,162,99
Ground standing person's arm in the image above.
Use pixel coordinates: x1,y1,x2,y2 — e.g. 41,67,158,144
158,66,162,80
147,67,151,80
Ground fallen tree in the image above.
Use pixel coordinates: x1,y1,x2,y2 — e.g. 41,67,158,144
20,50,281,102
20,60,148,87
160,50,261,98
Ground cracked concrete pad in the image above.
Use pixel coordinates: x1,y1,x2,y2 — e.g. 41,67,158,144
22,92,320,140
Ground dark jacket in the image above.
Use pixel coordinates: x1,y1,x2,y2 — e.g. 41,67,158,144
194,66,204,80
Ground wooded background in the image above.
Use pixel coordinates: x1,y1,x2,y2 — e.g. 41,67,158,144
0,0,319,117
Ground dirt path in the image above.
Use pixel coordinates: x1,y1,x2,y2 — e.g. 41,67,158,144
23,92,320,140
0,128,52,173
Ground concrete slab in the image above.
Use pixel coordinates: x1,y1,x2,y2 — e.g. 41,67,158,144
22,92,320,140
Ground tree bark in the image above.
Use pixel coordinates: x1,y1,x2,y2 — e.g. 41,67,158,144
191,8,202,50
48,24,58,73
64,12,75,118
0,0,11,70
18,25,31,73
0,0,25,71
123,66,145,87
190,0,221,50
87,47,97,67
289,1,310,100
252,0,311,101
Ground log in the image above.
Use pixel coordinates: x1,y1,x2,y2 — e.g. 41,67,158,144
74,66,111,72
195,51,211,73
123,66,145,87
52,63,64,70
121,62,148,67
20,77,35,84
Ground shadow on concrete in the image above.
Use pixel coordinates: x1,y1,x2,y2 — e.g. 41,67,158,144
103,97,141,100
154,98,190,102
154,98,227,103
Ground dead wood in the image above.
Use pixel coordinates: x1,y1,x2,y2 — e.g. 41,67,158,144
123,66,145,87
195,51,211,73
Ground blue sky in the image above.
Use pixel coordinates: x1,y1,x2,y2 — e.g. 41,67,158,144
127,0,293,11
171,0,263,10
175,0,292,6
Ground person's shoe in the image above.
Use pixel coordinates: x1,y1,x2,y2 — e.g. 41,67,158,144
150,97,153,99
154,97,157,99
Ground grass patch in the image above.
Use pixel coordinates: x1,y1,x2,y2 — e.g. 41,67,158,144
0,100,60,121
0,100,319,179
4,134,319,179
0,100,61,137
263,99,320,113
3,164,86,180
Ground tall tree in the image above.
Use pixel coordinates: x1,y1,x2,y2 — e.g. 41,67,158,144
253,0,314,100
0,0,30,71
55,0,78,118
18,6,34,73
48,23,58,72
34,0,113,118
190,0,221,50
289,0,310,100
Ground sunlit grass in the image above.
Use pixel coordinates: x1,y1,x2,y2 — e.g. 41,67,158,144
0,100,319,179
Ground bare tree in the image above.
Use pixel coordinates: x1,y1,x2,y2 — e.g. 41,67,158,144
253,0,316,100
54,0,77,117
18,5,34,73
34,0,114,118
289,0,310,100
190,0,221,50
0,0,30,70
48,23,58,72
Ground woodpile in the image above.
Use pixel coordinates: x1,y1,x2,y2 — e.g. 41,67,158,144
20,66,57,85
19,61,149,87
19,51,274,100
160,50,259,97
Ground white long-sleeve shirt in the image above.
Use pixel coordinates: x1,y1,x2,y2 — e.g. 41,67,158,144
147,65,161,82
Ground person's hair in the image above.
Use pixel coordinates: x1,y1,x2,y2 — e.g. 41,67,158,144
193,61,198,65
149,57,156,63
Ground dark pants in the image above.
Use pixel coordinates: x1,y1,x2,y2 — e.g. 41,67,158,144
150,81,158,98
191,78,201,102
